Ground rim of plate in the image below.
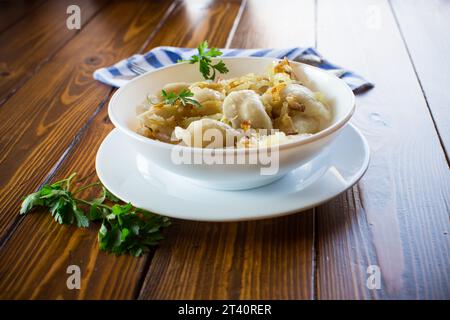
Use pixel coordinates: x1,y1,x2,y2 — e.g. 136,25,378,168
95,124,370,221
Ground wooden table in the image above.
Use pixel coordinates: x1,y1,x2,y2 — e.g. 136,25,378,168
0,0,448,300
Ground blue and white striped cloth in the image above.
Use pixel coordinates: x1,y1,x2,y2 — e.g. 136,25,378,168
93,46,373,93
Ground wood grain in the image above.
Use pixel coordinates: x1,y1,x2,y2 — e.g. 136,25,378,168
0,0,448,300
0,0,45,33
140,216,314,299
230,0,315,48
0,0,178,299
0,0,243,299
315,0,449,299
144,0,243,50
0,99,151,299
0,0,174,246
390,0,450,161
138,0,317,300
0,0,107,106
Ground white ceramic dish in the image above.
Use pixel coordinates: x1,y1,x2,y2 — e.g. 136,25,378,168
96,124,369,221
108,57,355,190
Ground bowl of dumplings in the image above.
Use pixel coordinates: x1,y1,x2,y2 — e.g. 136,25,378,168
108,57,355,190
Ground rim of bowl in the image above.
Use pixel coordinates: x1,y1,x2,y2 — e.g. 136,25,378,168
108,57,356,154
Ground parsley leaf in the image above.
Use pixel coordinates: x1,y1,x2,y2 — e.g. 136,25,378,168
98,204,170,257
180,40,229,80
161,89,201,108
104,186,120,203
20,173,89,227
19,173,170,256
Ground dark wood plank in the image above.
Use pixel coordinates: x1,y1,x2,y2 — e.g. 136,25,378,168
316,0,449,299
230,0,315,48
390,0,450,161
141,216,314,299
0,0,177,299
0,98,150,299
0,0,107,106
0,0,242,299
144,0,243,50
0,0,174,250
0,0,45,33
138,0,316,300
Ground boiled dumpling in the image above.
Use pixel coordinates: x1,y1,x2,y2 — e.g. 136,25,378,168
161,82,190,95
222,90,273,130
180,113,222,128
237,131,311,148
273,113,297,135
291,114,320,133
137,59,334,148
262,84,331,125
190,86,225,103
282,84,331,124
173,118,241,148
189,86,225,116
137,113,176,143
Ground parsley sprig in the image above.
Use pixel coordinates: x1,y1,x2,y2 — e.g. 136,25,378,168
161,89,201,107
20,173,170,257
180,41,229,80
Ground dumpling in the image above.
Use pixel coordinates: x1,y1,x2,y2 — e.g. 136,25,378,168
188,86,225,116
222,90,273,130
273,113,297,135
281,84,331,124
161,82,190,95
189,81,224,91
190,86,225,103
261,83,287,117
173,118,241,148
137,113,176,143
180,113,223,128
291,114,320,133
274,99,321,134
262,84,331,125
237,131,310,148
138,104,178,120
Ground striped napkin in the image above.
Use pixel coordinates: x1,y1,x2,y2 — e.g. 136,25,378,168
93,46,373,93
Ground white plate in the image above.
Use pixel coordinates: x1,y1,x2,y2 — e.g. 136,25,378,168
96,124,370,221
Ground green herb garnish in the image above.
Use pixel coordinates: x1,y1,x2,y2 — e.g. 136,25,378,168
20,173,170,256
180,40,229,80
161,89,201,107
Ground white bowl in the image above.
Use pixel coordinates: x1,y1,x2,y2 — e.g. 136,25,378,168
108,57,355,190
